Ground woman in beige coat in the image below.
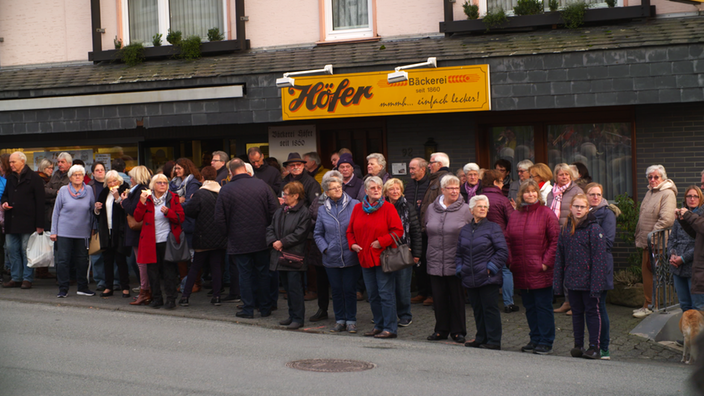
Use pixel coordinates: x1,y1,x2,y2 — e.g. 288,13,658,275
633,164,677,319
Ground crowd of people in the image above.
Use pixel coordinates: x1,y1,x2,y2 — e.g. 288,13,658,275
1,147,702,361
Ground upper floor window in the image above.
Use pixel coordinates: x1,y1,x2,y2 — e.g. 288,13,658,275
123,0,226,46
324,0,374,41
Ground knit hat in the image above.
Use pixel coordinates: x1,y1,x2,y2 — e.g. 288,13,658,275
337,153,355,168
283,152,306,167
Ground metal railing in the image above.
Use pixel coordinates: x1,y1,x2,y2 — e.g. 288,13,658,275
647,228,678,312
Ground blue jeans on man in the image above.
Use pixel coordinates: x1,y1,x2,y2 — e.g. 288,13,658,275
521,287,555,347
502,266,514,306
673,274,704,311
362,265,397,334
6,233,32,283
234,250,271,316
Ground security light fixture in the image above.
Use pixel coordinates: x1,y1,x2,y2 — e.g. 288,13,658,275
276,64,334,88
386,57,438,84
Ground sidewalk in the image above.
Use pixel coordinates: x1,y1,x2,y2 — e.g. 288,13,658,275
1,277,685,364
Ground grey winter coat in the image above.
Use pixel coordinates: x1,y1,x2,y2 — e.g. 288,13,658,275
424,195,472,276
314,193,360,269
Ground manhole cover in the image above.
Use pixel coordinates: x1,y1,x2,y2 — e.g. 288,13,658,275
286,359,376,372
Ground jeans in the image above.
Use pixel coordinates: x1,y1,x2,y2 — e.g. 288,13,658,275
568,289,601,349
226,254,241,298
501,266,514,306
326,265,361,324
90,252,105,287
6,233,32,282
55,237,89,292
521,287,555,347
673,274,704,311
147,243,178,303
234,250,271,316
394,265,413,321
126,249,140,283
467,284,502,346
281,270,305,323
599,291,610,351
362,265,397,334
183,249,224,298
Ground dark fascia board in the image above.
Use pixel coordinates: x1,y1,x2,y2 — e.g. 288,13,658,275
88,39,249,62
440,5,654,34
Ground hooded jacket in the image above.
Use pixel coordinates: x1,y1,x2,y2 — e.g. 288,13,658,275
635,179,678,249
553,213,609,298
314,193,360,269
456,218,509,289
505,201,560,290
425,195,472,276
590,198,619,290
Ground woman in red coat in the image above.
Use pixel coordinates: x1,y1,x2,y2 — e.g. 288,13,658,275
347,176,403,339
505,179,560,355
134,173,184,310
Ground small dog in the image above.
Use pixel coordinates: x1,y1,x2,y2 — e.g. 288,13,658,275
680,309,704,364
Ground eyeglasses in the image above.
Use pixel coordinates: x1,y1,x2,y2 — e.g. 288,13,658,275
429,161,439,165
173,166,183,171
517,170,527,174
154,181,168,185
444,187,460,191
647,175,660,180
474,205,489,209
327,186,342,192
288,163,304,168
686,195,699,199
572,205,588,210
211,159,223,163
71,173,85,177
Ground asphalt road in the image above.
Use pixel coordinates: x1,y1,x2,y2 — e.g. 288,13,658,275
0,300,696,396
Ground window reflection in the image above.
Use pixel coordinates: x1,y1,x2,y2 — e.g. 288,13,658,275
489,126,535,182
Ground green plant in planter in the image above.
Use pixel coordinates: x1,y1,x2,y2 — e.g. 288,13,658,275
614,192,644,269
166,29,182,46
114,36,123,50
179,36,202,60
152,33,162,47
561,1,589,29
482,8,508,31
120,42,145,66
549,0,559,11
514,0,543,16
462,1,480,19
207,27,224,41
605,0,616,7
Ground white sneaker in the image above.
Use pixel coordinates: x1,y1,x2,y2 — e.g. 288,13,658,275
633,307,652,318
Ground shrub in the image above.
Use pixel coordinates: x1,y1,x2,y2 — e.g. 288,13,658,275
614,268,642,286
114,36,123,50
614,192,643,268
514,0,543,16
605,0,616,7
152,33,162,47
549,0,559,11
166,29,182,46
120,42,144,66
179,36,202,60
482,8,508,31
207,27,224,41
463,1,480,19
561,1,589,29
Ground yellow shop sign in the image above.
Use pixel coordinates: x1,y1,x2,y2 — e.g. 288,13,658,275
281,65,491,120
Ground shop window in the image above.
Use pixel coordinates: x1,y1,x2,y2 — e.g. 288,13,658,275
1,146,139,176
323,0,374,41
488,126,535,182
123,0,226,46
547,123,632,200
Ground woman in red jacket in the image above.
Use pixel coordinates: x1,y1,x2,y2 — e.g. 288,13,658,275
134,173,184,310
505,179,560,355
347,176,404,339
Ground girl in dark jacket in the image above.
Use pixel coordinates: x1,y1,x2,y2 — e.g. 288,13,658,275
266,181,311,330
384,178,422,328
94,170,130,298
554,194,609,360
456,195,509,350
179,166,227,307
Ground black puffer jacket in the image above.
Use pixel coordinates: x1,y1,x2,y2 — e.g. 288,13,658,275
184,182,227,251
266,200,310,271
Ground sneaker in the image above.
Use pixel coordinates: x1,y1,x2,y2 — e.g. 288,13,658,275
583,346,600,359
570,347,585,358
77,289,96,296
56,291,68,298
533,345,553,355
633,307,653,318
222,295,241,303
521,342,537,352
600,349,611,360
331,323,347,332
398,318,412,327
347,323,358,333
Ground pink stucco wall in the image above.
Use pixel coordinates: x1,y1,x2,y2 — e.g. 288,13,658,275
245,0,321,47
0,0,92,67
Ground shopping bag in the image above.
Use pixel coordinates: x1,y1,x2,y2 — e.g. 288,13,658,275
88,233,102,255
26,232,54,268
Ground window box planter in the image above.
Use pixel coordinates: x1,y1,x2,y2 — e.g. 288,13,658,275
88,39,249,63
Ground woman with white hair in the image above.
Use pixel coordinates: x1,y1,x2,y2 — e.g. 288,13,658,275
94,170,131,298
51,164,96,298
365,153,390,185
347,176,404,338
457,195,509,350
508,159,534,202
633,165,677,318
460,163,482,204
425,175,472,344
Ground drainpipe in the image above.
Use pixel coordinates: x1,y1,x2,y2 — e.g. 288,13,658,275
91,0,102,53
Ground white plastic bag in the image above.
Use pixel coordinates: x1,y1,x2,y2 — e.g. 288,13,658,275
26,232,54,268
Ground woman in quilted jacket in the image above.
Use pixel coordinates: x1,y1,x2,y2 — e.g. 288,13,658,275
553,194,609,360
505,179,560,355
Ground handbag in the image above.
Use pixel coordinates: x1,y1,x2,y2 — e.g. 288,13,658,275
380,232,414,273
126,214,143,231
278,251,305,270
164,230,191,262
88,232,102,255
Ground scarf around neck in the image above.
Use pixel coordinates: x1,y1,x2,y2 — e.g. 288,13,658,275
68,183,88,199
171,174,193,197
363,195,385,214
550,182,571,218
464,182,480,203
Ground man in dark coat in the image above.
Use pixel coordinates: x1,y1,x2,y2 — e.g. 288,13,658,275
281,152,321,208
337,153,365,201
215,158,279,318
408,157,432,305
212,150,230,185
1,152,46,289
248,147,282,196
